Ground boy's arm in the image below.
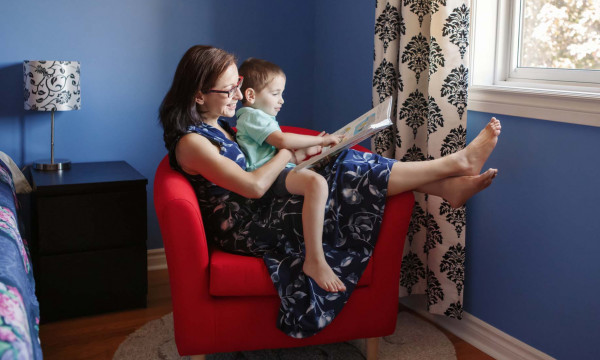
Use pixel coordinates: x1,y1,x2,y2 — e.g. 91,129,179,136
265,131,342,150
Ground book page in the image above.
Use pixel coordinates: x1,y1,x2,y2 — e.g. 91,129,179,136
294,96,393,171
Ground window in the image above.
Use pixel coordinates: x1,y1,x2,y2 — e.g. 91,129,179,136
509,0,600,85
469,0,600,126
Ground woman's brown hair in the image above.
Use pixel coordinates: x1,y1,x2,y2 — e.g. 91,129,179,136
159,45,236,151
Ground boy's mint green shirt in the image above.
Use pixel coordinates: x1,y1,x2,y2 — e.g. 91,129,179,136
235,107,295,171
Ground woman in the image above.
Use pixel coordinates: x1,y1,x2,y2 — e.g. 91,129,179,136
159,45,500,338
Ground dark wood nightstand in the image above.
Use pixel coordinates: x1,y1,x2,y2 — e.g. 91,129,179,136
28,161,148,322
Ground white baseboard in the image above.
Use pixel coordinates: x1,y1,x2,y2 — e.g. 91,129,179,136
147,248,168,271
399,295,555,360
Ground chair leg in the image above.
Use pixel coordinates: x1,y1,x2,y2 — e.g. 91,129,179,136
366,337,379,360
190,355,206,360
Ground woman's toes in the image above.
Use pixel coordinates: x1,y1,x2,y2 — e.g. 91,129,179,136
491,118,502,134
484,168,497,179
483,168,497,185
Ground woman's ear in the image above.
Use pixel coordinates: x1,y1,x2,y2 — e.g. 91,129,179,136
244,88,255,104
195,92,205,105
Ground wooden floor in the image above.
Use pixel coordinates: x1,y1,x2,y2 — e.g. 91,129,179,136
39,269,494,360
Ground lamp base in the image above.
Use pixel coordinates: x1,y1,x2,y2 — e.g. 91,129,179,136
34,159,71,171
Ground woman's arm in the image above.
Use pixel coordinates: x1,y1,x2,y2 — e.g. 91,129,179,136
176,133,293,199
265,131,342,150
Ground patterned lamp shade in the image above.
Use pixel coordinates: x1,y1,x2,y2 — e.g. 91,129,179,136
23,60,81,111
23,60,81,171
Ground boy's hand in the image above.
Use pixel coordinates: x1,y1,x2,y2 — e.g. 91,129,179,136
320,133,344,147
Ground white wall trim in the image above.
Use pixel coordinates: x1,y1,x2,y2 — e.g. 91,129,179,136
147,248,168,271
400,295,556,360
469,85,600,128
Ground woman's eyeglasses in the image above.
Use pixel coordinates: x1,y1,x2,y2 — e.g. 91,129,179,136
207,76,243,98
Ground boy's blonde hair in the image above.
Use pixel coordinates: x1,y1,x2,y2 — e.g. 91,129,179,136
238,58,285,103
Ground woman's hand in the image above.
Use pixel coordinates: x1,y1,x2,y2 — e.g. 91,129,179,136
304,145,322,156
292,148,306,164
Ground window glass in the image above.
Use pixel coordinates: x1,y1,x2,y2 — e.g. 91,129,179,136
519,0,600,70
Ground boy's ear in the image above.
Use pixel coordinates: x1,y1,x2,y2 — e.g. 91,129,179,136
195,92,205,105
244,88,255,104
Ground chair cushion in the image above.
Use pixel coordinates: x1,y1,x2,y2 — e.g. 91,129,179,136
209,247,373,297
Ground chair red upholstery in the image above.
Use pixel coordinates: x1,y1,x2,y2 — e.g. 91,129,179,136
153,126,414,356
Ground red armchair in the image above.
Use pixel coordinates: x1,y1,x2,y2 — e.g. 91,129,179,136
153,126,414,359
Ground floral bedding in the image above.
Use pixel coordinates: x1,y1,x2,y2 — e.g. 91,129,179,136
0,160,41,359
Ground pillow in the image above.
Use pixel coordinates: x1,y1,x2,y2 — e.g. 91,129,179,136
0,152,32,194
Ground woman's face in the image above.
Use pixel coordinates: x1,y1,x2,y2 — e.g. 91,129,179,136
197,63,242,121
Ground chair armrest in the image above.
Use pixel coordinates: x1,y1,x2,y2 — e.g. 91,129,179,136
373,191,414,279
154,156,217,348
154,157,210,274
365,191,415,328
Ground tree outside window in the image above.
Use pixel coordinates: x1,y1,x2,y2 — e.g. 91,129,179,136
520,0,600,70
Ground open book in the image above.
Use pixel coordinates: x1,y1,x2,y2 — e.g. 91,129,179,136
294,96,393,171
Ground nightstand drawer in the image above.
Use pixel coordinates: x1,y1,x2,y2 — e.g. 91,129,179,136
37,245,147,322
36,188,146,255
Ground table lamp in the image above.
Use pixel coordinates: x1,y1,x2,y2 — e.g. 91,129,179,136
24,60,81,171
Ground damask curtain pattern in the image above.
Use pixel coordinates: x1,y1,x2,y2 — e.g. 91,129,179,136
372,0,470,318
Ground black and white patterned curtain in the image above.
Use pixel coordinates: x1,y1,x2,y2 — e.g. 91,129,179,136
372,0,470,318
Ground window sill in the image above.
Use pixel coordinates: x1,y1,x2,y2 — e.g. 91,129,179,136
468,85,600,127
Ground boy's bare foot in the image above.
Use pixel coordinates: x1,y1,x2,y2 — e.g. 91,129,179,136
443,168,498,208
457,117,501,176
303,259,347,292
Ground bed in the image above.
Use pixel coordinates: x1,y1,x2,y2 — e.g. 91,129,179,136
0,155,42,359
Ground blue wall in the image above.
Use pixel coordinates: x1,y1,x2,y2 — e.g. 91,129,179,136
2,1,598,359
209,1,316,131
465,112,600,360
313,1,376,134
0,0,317,249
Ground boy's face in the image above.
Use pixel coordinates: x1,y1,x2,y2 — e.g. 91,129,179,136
253,74,286,117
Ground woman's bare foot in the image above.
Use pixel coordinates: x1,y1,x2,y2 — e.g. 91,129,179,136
303,259,347,292
456,118,501,176
442,168,498,208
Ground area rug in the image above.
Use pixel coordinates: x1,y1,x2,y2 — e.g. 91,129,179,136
113,311,456,360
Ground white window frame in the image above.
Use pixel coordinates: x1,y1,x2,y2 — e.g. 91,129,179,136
469,0,600,127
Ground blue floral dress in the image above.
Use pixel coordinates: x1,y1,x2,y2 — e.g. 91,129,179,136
169,119,397,338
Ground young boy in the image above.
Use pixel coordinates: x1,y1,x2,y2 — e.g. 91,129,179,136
236,58,346,293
